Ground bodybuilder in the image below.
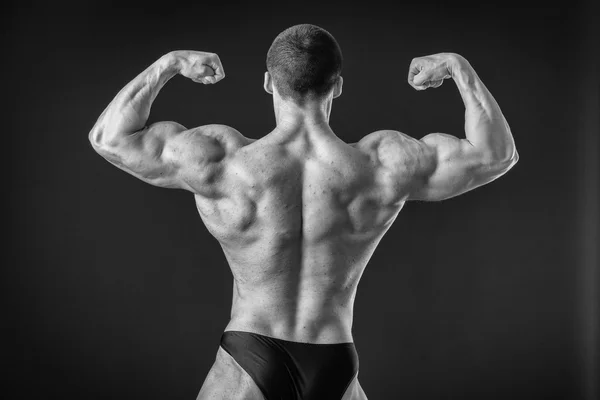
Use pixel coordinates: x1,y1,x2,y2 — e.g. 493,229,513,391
89,24,518,400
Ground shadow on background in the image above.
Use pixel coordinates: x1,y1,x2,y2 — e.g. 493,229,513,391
3,0,598,399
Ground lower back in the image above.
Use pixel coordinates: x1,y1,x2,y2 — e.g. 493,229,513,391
222,235,387,343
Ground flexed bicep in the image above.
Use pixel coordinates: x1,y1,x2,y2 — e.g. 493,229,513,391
405,52,518,200
89,50,234,195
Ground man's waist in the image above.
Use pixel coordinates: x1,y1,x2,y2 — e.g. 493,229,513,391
225,306,354,344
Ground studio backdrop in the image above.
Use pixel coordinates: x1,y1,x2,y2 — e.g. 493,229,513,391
5,1,598,399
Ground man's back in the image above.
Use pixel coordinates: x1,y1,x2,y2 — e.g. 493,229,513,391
195,125,406,343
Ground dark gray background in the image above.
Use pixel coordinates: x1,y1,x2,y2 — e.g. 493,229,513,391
4,0,598,399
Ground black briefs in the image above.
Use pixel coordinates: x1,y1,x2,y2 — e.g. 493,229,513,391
220,330,359,400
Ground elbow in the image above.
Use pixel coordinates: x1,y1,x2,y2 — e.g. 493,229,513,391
484,141,519,168
512,148,520,165
89,126,120,154
502,146,519,170
487,148,519,175
89,126,104,151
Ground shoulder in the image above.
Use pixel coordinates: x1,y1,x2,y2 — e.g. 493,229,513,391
355,129,420,150
354,130,432,170
188,124,255,154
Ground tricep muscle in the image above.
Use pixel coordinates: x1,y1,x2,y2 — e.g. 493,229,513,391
409,132,503,201
94,122,227,194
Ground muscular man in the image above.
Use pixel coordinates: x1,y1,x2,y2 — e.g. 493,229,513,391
89,24,518,400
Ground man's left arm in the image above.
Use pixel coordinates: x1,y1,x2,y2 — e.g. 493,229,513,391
89,50,237,194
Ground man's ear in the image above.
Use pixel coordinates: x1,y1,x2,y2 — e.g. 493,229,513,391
332,76,343,99
264,72,273,94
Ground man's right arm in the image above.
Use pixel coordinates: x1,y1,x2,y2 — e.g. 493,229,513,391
404,53,519,201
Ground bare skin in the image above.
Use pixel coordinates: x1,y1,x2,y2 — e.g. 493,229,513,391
89,50,518,400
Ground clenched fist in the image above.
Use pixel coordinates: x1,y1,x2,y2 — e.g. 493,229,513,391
170,50,225,84
408,53,460,91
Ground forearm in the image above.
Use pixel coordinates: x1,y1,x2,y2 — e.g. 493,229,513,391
449,54,518,164
89,52,180,147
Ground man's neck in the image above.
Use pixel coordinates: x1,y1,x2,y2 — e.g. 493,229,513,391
273,96,333,133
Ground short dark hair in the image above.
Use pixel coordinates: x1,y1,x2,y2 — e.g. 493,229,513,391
266,24,343,102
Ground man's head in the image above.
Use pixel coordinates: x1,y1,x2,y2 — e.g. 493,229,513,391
265,24,343,104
